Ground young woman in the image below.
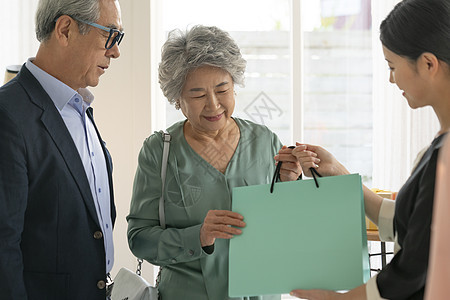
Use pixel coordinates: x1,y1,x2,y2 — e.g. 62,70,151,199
290,0,450,299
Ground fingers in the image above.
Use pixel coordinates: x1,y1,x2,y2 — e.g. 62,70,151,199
293,142,349,177
294,142,320,153
298,156,321,170
274,145,298,163
278,145,296,154
289,143,321,176
275,154,299,163
292,148,318,162
275,146,303,181
292,149,318,159
291,143,319,158
290,289,311,299
203,224,242,236
205,210,245,227
279,161,301,173
290,289,338,299
205,214,246,228
292,154,320,177
200,210,246,247
278,160,302,182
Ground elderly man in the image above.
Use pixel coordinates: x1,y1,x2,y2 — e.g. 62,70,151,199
0,0,123,298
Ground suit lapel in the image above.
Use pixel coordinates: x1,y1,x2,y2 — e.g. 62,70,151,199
18,66,101,227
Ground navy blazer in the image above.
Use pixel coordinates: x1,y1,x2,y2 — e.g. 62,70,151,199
0,65,116,300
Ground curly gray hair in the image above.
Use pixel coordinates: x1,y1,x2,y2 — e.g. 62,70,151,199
158,25,247,108
35,0,100,42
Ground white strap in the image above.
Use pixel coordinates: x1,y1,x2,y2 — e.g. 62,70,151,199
158,132,171,230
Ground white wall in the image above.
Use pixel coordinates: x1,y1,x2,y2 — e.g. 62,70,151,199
0,0,39,83
91,0,155,281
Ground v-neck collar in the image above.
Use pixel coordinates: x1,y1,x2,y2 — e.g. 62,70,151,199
179,117,243,177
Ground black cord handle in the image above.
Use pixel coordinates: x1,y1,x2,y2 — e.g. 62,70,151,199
270,146,301,193
309,167,322,188
270,161,283,193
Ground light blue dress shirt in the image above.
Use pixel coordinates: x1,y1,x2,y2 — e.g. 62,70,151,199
25,58,114,273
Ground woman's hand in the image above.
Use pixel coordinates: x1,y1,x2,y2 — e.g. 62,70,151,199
274,146,303,182
290,289,343,300
292,143,349,177
200,210,246,247
291,284,367,300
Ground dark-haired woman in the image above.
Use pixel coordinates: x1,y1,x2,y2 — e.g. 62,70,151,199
290,0,450,299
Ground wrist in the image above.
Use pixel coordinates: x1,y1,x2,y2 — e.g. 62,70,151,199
334,163,350,176
199,231,214,247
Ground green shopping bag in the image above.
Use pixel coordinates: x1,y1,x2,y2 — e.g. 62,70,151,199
229,173,370,297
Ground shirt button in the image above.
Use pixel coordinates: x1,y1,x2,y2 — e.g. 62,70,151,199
93,231,103,239
171,258,177,263
188,250,194,256
97,280,106,289
98,188,102,193
74,98,80,103
91,152,95,156
106,223,109,229
108,259,110,265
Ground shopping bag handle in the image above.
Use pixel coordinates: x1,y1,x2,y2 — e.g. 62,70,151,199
270,160,284,193
270,146,306,193
309,167,322,188
270,148,322,193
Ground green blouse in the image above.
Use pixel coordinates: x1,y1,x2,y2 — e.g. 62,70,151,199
127,118,282,300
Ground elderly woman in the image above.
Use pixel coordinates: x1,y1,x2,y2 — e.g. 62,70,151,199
127,25,301,300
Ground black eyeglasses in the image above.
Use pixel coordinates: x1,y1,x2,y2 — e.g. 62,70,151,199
55,16,124,50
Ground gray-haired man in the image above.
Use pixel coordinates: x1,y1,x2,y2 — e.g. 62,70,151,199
0,0,123,298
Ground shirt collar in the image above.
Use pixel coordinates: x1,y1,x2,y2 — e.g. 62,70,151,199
25,58,95,111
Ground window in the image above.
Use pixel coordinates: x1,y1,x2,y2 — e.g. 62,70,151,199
154,0,292,145
0,0,39,84
302,0,373,184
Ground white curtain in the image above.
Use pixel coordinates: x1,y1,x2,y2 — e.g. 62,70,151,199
0,0,39,83
371,0,440,192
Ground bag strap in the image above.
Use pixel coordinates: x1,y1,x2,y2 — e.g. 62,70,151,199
159,132,171,230
154,132,171,287
135,131,171,277
309,167,322,188
270,146,302,193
